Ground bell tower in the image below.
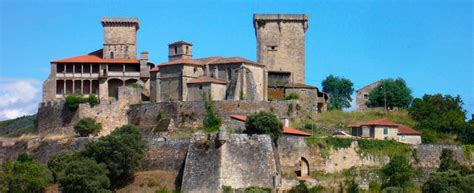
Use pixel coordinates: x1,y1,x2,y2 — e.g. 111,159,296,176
168,41,193,61
101,17,140,59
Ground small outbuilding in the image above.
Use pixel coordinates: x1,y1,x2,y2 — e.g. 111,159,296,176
349,119,422,145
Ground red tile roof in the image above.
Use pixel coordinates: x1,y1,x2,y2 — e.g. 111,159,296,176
51,49,139,64
229,114,312,136
283,126,312,136
187,76,228,85
158,56,262,67
150,67,160,72
348,119,399,127
397,124,422,135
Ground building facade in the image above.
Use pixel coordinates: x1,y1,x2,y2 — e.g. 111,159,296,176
349,119,422,145
355,81,381,111
150,41,267,102
42,18,154,102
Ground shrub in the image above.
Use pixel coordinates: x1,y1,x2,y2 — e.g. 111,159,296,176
439,148,463,172
74,117,102,137
83,124,147,189
245,111,283,140
244,187,272,193
381,155,414,188
357,139,412,157
422,170,473,193
58,158,110,193
47,151,80,182
326,137,353,149
203,99,222,133
222,185,233,193
289,181,308,193
285,93,300,100
65,94,99,110
0,155,52,193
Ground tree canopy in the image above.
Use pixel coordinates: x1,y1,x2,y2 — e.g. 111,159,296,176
82,125,146,189
381,155,414,188
367,78,413,109
58,158,110,193
322,75,354,109
74,117,102,137
409,94,466,133
245,111,283,140
0,154,52,193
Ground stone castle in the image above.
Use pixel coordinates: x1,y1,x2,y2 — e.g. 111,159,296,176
42,15,328,112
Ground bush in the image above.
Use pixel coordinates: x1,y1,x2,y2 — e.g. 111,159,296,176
74,117,102,137
357,139,412,157
47,151,80,182
422,170,473,193
244,187,272,193
65,94,99,110
326,137,353,149
381,155,414,188
439,149,463,172
58,158,110,193
83,125,147,189
245,111,283,140
203,99,222,133
0,155,52,193
222,185,233,193
289,180,308,193
285,93,300,100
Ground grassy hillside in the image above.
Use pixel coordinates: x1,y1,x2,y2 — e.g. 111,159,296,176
0,114,36,137
312,109,417,128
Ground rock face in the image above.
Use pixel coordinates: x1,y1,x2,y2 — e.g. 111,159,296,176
181,134,278,193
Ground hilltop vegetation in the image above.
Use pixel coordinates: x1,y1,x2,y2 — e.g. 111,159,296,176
0,115,36,137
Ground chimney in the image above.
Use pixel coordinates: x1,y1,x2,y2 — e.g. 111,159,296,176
282,118,289,127
140,51,148,61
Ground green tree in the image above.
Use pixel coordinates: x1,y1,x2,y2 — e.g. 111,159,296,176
422,171,473,193
458,122,474,144
409,94,466,133
245,111,283,140
381,155,414,188
289,180,308,193
322,75,354,109
439,149,462,172
74,117,102,137
47,151,80,182
0,155,52,193
83,125,147,189
65,94,100,111
58,158,110,193
203,99,222,133
367,78,413,110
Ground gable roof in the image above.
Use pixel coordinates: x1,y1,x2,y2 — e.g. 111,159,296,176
150,67,160,72
187,76,228,85
158,56,262,67
348,119,399,127
51,49,140,64
169,40,193,46
229,114,312,136
397,124,422,135
356,81,381,92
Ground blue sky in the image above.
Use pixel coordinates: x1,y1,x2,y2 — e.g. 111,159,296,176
0,0,472,120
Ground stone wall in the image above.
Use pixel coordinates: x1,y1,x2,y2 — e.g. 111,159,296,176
414,144,470,168
356,81,381,111
128,100,310,130
181,134,278,193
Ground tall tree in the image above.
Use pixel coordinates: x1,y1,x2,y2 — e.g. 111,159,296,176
367,78,413,110
409,94,466,133
381,155,414,188
322,75,354,110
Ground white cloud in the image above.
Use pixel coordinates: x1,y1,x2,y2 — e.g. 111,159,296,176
0,77,42,120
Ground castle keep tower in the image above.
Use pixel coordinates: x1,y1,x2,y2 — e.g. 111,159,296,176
101,17,140,59
253,14,308,84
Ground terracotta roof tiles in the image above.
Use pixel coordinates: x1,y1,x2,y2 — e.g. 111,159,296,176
51,49,139,64
348,119,399,127
397,124,422,135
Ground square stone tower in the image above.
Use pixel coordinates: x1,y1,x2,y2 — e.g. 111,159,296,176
253,14,308,84
101,17,140,59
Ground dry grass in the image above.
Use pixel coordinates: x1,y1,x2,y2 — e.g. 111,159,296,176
116,170,179,193
17,134,40,141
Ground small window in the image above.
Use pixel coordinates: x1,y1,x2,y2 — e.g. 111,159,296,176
383,127,388,135
267,45,278,51
174,46,178,54
401,135,406,140
363,94,368,99
199,85,202,90
110,52,114,59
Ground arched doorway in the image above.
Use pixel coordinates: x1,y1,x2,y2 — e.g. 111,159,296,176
108,79,123,99
300,157,310,177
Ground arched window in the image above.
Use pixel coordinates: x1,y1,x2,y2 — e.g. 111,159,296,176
174,46,178,54
110,52,114,59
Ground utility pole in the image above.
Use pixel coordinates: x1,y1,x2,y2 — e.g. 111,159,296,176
383,84,387,111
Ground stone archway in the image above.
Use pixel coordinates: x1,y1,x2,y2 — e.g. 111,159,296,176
108,79,123,99
300,157,310,177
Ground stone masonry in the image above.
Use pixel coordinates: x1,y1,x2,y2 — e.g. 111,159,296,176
254,14,308,84
101,17,139,59
356,81,381,111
